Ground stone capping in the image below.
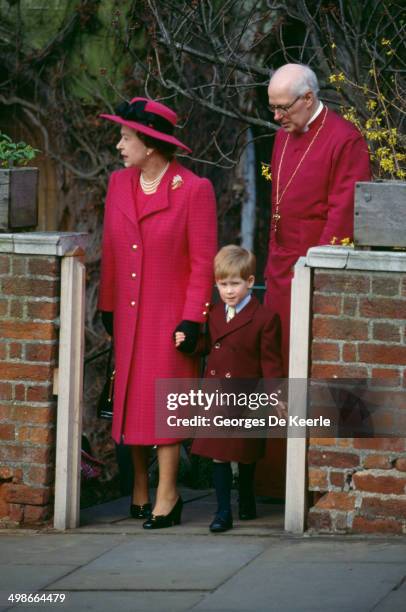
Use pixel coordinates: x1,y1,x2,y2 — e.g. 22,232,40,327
0,232,89,256
305,245,406,272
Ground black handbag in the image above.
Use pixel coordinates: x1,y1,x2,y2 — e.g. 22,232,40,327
97,345,115,420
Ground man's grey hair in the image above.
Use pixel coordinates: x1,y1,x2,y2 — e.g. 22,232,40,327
269,64,320,97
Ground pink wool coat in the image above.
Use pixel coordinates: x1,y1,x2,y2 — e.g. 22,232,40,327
264,107,371,374
98,160,217,445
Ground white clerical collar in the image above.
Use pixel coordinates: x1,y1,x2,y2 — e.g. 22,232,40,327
303,101,323,132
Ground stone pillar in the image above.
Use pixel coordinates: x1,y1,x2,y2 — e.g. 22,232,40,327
306,246,406,534
0,232,87,527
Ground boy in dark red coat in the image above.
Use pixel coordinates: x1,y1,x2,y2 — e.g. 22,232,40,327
175,245,283,532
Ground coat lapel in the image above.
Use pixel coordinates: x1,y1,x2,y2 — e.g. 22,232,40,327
115,167,139,227
137,159,180,223
114,160,181,226
210,295,260,342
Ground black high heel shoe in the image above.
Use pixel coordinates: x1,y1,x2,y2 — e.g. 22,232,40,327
142,497,183,529
130,502,152,519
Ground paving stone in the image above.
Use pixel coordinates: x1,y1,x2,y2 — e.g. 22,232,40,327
46,536,268,591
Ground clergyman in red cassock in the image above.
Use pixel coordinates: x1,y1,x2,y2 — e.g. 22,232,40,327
264,63,371,375
259,64,371,499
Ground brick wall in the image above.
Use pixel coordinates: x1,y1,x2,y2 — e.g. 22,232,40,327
308,269,406,534
0,253,60,526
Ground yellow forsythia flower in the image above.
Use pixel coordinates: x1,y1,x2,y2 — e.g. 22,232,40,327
261,162,272,181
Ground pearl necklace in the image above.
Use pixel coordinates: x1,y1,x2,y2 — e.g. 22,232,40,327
272,107,328,233
140,162,170,194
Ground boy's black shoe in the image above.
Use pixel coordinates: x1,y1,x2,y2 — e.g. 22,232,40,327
209,511,233,533
238,497,257,520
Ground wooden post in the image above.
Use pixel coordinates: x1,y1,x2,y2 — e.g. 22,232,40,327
284,259,312,533
54,249,85,530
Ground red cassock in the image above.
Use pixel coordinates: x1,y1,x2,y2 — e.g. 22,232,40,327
264,107,371,374
191,295,283,463
98,160,217,445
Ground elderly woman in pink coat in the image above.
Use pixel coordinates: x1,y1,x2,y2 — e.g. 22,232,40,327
98,97,217,528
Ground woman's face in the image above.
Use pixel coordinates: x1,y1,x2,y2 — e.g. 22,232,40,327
116,126,147,167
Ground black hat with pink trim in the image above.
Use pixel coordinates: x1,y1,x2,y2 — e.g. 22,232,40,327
100,97,191,153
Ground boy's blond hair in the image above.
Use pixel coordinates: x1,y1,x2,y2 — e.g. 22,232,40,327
214,245,256,280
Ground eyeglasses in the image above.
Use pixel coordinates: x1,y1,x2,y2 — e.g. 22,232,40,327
269,95,302,116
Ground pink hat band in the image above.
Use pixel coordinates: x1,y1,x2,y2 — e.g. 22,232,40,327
100,97,191,153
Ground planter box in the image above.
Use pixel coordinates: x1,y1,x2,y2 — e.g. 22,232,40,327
0,167,38,231
354,181,406,248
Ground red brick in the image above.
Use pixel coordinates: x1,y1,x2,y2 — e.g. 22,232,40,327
0,383,12,401
0,424,15,441
26,384,54,402
307,509,332,530
354,438,405,452
314,272,370,294
360,297,406,319
24,504,51,524
342,344,357,362
372,277,400,297
361,496,406,519
342,297,357,316
352,515,402,534
18,426,54,445
0,483,9,518
308,449,360,468
0,403,14,420
309,437,338,446
361,390,406,411
0,255,10,274
308,468,328,489
26,302,58,321
395,458,406,472
330,471,345,487
315,491,356,511
312,364,368,378
0,362,52,382
363,454,393,469
9,342,23,359
11,257,28,275
28,465,54,486
0,321,56,341
371,368,401,387
372,322,402,343
23,446,54,464
0,300,8,316
9,300,23,318
0,467,14,480
313,318,369,341
352,472,406,494
0,344,6,360
313,294,341,315
14,405,54,424
312,342,340,362
28,258,59,277
8,503,23,523
0,445,23,461
359,343,406,365
1,277,58,298
14,384,25,401
5,484,50,505
25,343,57,363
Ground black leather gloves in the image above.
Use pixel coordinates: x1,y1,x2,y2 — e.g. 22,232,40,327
101,311,114,336
174,320,200,353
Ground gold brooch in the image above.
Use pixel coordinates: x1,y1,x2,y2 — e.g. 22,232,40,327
171,175,183,190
